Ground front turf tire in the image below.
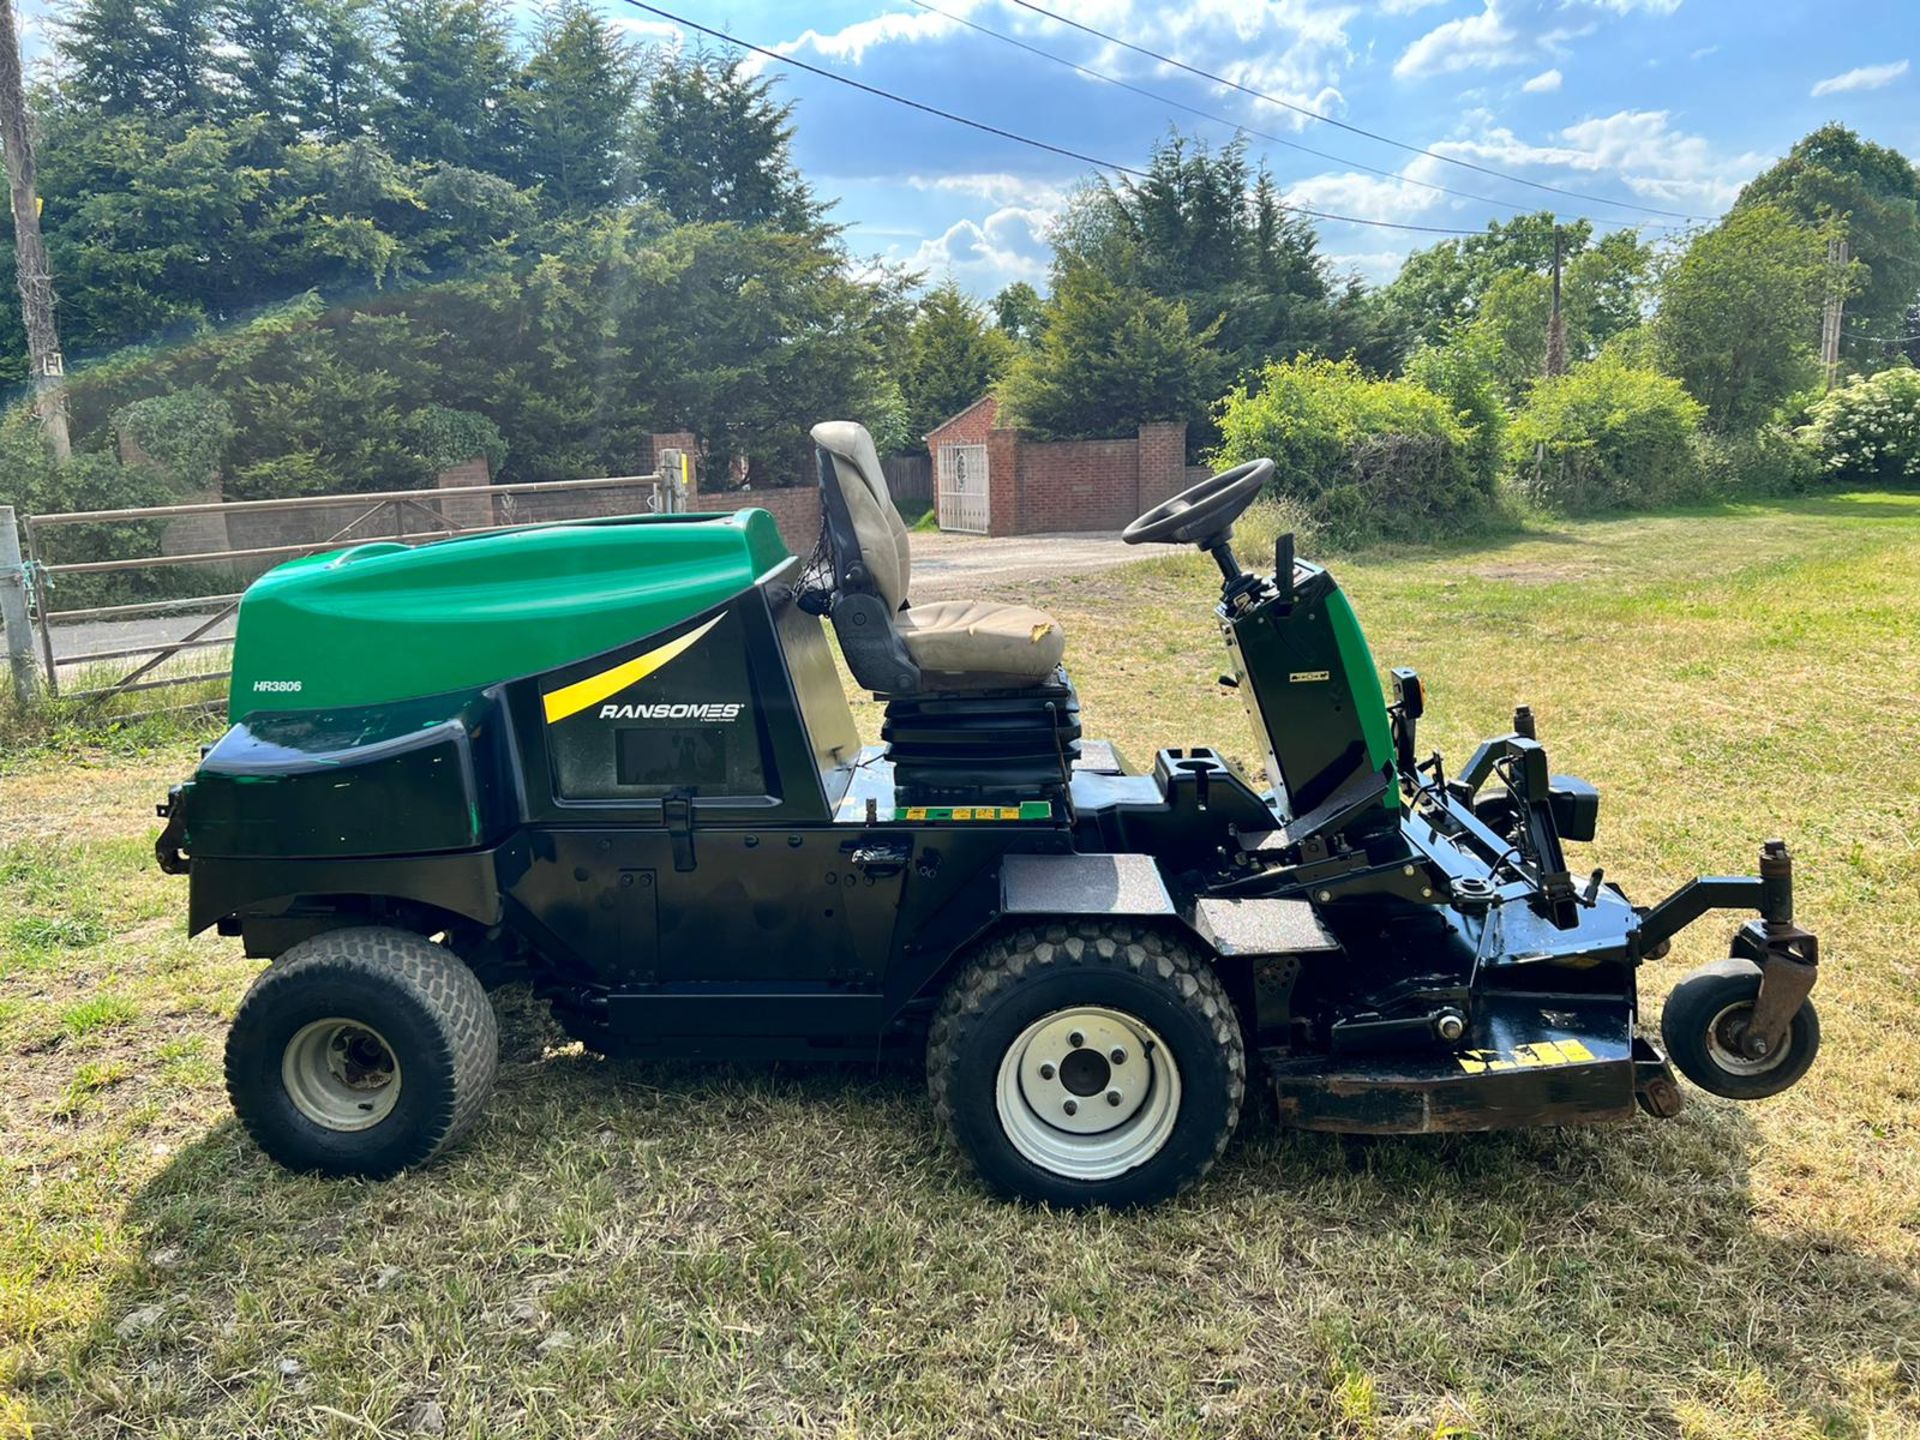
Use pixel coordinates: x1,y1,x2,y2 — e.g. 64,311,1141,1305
225,926,499,1178
1660,957,1820,1101
928,922,1245,1209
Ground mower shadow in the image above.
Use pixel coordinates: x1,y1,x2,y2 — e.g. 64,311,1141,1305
48,994,1919,1436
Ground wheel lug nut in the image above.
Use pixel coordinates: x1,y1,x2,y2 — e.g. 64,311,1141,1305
1063,1099,1078,1116
1068,1031,1084,1048
1106,1089,1122,1106
1110,1048,1126,1065
1038,1062,1056,1080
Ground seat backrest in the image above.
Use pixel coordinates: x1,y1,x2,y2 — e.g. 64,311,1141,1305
811,420,911,612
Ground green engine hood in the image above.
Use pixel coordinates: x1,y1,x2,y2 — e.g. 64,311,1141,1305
227,509,792,718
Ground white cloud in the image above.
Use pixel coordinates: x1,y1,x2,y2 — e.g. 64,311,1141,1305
1810,59,1910,97
1689,44,1719,60
1377,0,1449,13
1394,1,1524,78
1522,67,1562,92
774,1,1359,131
904,205,1053,287
608,16,683,44
1395,0,1677,80
904,172,1071,211
1433,109,1769,210
776,5,973,65
1285,152,1450,221
1325,249,1413,284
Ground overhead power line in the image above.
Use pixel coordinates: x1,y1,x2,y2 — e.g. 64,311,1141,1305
618,0,1486,235
907,0,1671,230
1005,0,1701,224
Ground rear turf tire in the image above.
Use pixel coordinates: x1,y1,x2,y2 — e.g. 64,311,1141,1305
1660,957,1820,1101
928,922,1245,1209
225,926,499,1178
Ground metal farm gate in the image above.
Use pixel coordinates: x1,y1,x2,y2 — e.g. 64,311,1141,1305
16,470,678,719
936,442,989,534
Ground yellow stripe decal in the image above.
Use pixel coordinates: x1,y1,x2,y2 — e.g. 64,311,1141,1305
542,614,725,724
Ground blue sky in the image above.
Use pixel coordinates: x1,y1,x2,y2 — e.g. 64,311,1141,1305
630,0,1920,296
19,0,1920,297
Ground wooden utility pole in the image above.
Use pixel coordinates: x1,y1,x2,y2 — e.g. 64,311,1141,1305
0,0,69,461
1820,236,1848,392
1543,223,1567,379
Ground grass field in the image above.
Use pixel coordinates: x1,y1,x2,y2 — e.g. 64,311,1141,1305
3,492,1918,1438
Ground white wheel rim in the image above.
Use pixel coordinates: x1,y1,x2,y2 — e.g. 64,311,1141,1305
282,1018,402,1131
994,1006,1182,1181
1704,1001,1792,1077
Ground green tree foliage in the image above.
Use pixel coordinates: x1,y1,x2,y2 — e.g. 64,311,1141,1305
1405,329,1506,495
1798,366,1920,483
1737,125,1920,355
998,264,1221,441
1508,356,1705,512
1367,214,1651,376
900,281,1013,444
990,281,1045,343
302,0,380,138
219,0,314,132
509,0,642,212
1655,204,1828,432
114,386,234,488
1211,356,1492,543
375,0,516,171
57,0,217,117
635,54,820,231
1049,134,1342,378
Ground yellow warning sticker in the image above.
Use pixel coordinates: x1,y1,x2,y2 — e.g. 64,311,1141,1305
1456,1038,1597,1073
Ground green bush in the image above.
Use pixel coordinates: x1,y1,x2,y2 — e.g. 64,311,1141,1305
1691,426,1820,498
112,387,234,490
1211,356,1493,544
1798,366,1920,484
1508,357,1705,513
1406,333,1507,496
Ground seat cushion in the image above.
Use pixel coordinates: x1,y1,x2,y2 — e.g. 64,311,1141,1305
895,599,1067,685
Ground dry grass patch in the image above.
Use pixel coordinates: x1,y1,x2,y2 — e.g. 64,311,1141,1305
2,490,1917,1438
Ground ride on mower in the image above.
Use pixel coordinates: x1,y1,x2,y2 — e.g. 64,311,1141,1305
156,421,1823,1207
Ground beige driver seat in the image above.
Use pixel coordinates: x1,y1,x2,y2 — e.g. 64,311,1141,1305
811,421,1066,691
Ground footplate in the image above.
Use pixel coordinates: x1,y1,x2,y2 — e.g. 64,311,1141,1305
1267,996,1636,1134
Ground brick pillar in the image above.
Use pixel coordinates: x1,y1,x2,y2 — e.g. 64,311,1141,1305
1134,422,1188,514
987,426,1021,537
436,457,495,532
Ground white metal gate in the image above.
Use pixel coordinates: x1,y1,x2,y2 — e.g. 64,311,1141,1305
936,443,990,534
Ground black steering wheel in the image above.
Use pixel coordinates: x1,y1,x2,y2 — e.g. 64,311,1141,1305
1122,459,1273,548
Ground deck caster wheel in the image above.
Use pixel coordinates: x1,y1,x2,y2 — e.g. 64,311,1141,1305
927,923,1245,1208
1660,957,1819,1102
225,927,499,1178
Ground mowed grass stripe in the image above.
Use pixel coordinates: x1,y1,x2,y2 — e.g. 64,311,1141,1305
1,491,1916,1438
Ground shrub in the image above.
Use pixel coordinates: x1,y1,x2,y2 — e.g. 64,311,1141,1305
1508,357,1705,513
404,405,509,474
1798,366,1920,484
1406,332,1507,496
113,387,234,490
1211,356,1492,544
1691,426,1820,498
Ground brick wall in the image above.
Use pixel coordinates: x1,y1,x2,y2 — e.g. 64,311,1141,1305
925,396,1192,537
1012,435,1140,533
688,483,822,556
926,394,1000,452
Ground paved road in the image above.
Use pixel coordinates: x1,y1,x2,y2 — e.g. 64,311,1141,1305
30,530,1150,677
